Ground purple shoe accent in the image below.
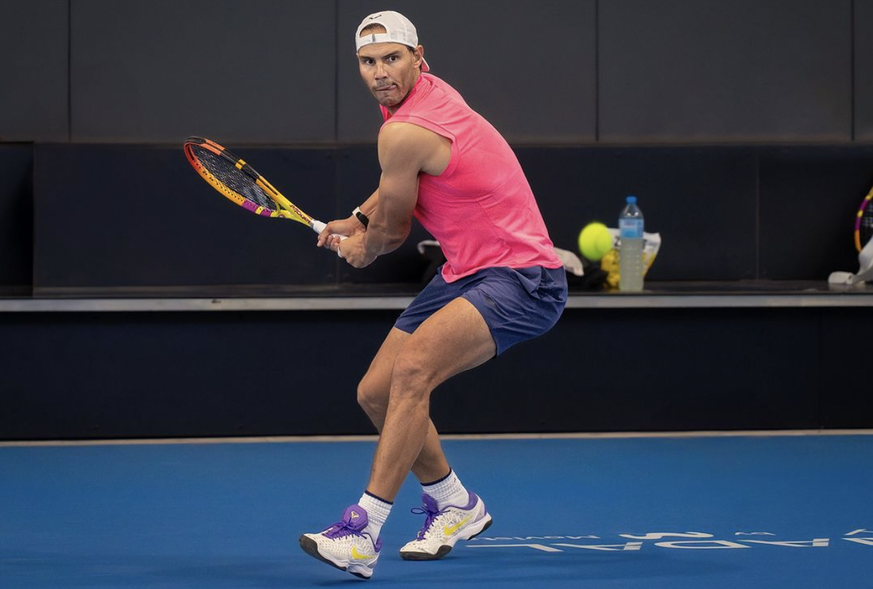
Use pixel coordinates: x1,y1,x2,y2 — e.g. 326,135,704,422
456,491,479,511
410,493,444,540
410,491,486,539
323,504,369,539
409,492,483,538
441,491,481,512
421,493,440,512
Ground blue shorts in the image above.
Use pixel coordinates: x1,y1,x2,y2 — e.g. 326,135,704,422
394,266,568,355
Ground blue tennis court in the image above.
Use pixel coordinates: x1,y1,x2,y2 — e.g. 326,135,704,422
2,433,871,588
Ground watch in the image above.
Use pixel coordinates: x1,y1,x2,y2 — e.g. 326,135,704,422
353,207,370,228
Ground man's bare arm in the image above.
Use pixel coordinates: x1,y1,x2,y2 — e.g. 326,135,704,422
337,123,448,267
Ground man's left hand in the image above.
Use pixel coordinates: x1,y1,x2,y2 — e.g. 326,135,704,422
336,234,376,268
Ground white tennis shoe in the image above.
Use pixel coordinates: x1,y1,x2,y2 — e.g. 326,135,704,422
299,504,382,579
399,491,492,560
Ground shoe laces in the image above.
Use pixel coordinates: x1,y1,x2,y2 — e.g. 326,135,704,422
323,520,363,540
411,502,445,540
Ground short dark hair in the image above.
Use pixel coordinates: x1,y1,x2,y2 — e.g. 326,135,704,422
360,23,386,36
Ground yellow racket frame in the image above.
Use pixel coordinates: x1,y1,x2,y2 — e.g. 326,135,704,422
184,136,321,230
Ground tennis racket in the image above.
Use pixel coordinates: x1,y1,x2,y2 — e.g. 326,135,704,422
855,183,873,252
184,136,336,237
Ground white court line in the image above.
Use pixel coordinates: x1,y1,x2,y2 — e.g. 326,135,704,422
1,429,872,448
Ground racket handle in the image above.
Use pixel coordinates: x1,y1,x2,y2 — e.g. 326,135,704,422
311,219,348,258
311,220,348,240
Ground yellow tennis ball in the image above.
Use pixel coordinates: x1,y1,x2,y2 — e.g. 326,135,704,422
578,222,613,262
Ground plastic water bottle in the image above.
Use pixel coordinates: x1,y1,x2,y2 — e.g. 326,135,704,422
619,196,645,291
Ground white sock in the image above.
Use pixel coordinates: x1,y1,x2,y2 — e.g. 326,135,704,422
358,492,391,540
422,469,470,510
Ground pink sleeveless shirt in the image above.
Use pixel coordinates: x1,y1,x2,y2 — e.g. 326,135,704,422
380,73,562,282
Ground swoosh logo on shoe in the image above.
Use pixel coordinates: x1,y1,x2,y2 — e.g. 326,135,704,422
444,516,472,537
351,546,376,560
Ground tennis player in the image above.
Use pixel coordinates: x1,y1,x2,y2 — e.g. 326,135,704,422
301,11,567,579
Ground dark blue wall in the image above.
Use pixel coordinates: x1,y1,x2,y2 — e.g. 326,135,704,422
3,0,872,292
3,0,873,292
2,1,873,439
1,0,870,144
1,305,870,440
0,145,32,293
23,144,873,293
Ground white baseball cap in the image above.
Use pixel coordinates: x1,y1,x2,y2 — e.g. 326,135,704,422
355,10,430,72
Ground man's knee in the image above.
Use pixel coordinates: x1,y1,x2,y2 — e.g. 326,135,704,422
357,372,387,416
390,348,434,401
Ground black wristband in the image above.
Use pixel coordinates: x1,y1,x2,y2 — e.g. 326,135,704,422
353,207,370,228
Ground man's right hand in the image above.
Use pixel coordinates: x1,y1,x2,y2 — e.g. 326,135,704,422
317,215,367,250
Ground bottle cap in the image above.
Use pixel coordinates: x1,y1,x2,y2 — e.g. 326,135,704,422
626,195,637,204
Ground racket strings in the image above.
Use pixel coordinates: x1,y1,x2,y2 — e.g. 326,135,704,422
191,146,278,213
